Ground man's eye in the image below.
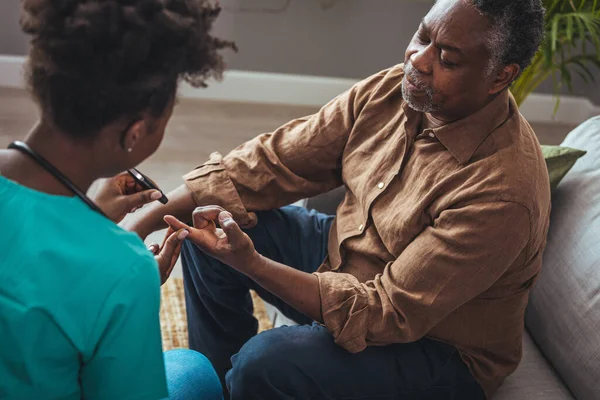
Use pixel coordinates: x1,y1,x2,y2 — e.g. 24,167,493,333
441,58,457,68
417,33,430,44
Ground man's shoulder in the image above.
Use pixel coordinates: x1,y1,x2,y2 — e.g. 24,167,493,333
372,63,406,80
356,64,405,92
348,64,407,114
482,110,550,210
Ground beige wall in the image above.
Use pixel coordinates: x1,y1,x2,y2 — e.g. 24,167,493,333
0,1,28,55
2,0,599,104
215,0,432,79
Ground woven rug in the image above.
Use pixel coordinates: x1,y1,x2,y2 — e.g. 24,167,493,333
160,277,274,351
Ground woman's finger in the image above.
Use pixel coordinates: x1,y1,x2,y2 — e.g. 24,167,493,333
114,172,135,192
161,227,176,248
167,241,183,277
155,229,186,285
125,189,163,210
164,215,192,232
164,226,181,272
147,243,160,255
164,215,220,251
159,229,188,259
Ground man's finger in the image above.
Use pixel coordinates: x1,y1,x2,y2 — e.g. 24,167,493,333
192,206,226,229
218,212,247,249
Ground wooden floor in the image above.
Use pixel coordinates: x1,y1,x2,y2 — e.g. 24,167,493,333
0,86,577,279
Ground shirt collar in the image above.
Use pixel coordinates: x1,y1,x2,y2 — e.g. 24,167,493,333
405,90,513,165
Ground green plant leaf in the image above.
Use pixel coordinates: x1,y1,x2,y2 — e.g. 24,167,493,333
574,16,589,52
573,59,596,82
561,65,574,91
567,14,574,39
579,13,600,51
552,16,560,51
501,0,600,111
574,68,591,82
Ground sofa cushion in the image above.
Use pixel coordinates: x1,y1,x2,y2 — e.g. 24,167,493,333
541,145,586,190
495,331,574,399
305,186,346,216
525,116,600,400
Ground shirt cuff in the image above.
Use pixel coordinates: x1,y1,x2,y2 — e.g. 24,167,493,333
315,271,370,353
183,151,258,229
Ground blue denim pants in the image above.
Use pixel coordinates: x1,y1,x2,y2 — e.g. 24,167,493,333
181,206,485,399
164,349,222,400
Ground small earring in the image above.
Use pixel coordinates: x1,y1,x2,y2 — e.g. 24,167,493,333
127,148,133,153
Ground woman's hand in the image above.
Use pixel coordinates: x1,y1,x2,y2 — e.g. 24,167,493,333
93,172,164,223
164,206,260,272
148,227,189,285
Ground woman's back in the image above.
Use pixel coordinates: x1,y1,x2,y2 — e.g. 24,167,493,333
0,176,168,399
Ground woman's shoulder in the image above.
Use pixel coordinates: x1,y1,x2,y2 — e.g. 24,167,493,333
0,177,157,285
0,181,161,351
65,209,159,285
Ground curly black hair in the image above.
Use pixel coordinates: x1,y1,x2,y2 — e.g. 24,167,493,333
20,0,236,138
470,0,545,76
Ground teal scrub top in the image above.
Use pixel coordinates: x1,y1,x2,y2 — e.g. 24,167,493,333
0,176,168,399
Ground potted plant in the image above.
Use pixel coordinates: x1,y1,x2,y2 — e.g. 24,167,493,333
511,0,600,109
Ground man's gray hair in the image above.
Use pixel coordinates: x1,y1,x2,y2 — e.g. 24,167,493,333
470,0,545,78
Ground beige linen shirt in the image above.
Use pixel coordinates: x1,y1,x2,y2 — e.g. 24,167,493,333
183,64,551,398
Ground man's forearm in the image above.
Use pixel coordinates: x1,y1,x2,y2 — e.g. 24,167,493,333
244,254,323,323
124,184,197,239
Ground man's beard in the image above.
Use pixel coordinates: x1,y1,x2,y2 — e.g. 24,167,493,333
401,64,439,113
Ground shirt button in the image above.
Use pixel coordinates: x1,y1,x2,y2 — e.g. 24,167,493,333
428,132,435,138
358,224,364,232
377,182,385,189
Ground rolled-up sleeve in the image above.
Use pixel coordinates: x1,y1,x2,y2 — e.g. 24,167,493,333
315,201,531,353
183,69,393,228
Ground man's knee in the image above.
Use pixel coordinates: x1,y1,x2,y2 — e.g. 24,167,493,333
226,325,330,398
180,240,206,268
226,329,293,397
181,240,233,281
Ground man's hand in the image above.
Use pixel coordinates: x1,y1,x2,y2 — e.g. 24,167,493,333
166,205,323,322
93,172,163,223
148,227,189,285
163,206,260,272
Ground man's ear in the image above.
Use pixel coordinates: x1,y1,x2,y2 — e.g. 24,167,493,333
121,119,147,153
489,63,520,95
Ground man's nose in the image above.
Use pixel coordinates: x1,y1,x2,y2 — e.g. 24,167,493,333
410,47,434,76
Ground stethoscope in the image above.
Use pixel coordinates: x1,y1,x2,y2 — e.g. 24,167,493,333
7,141,108,218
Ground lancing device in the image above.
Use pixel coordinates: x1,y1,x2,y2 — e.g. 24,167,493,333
127,168,169,205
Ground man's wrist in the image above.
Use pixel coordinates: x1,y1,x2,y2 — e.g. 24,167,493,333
120,217,149,239
121,205,159,239
241,251,267,278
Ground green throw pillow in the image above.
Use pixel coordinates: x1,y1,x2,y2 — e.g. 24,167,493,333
541,145,587,191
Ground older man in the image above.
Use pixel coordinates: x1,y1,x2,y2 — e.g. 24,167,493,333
131,0,548,398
